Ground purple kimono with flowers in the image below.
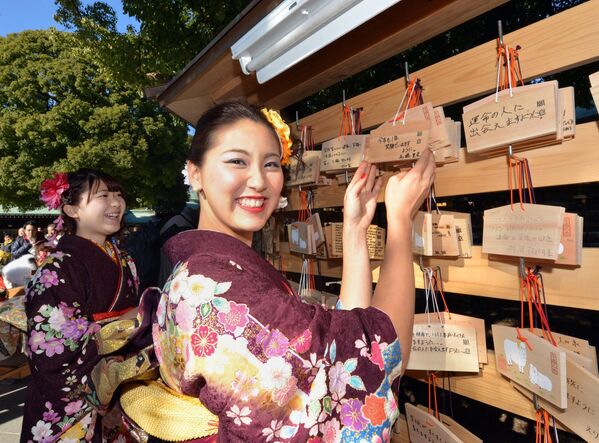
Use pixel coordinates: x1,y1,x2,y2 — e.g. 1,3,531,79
22,235,139,443
154,230,402,443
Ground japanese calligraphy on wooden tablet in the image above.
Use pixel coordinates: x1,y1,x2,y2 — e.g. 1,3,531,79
482,203,565,260
365,121,430,164
407,322,479,372
286,151,321,187
431,213,460,257
555,212,583,266
414,406,483,443
441,211,473,258
405,403,463,443
492,325,567,408
516,357,599,443
319,135,366,173
531,328,597,375
560,86,576,139
463,82,558,154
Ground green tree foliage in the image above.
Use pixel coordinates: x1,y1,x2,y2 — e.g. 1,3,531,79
0,30,189,211
54,0,252,87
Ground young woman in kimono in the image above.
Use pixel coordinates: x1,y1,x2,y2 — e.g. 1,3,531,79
120,101,435,442
21,169,139,443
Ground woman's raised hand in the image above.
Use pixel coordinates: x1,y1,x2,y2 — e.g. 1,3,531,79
384,149,436,226
343,162,384,233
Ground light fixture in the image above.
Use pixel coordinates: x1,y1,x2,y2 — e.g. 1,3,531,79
231,0,402,84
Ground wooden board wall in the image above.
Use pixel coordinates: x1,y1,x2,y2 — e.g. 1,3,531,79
292,0,599,145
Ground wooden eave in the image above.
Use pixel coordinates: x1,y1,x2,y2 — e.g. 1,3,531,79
155,0,508,126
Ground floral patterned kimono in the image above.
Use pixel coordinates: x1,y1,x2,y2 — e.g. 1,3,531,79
22,235,139,443
153,230,402,442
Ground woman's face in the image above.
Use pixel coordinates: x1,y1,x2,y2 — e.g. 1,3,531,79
66,180,126,244
189,118,284,245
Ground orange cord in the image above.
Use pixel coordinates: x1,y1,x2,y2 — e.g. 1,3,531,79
427,372,440,420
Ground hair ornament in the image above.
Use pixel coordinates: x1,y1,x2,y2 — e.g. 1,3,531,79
40,172,69,210
261,108,292,166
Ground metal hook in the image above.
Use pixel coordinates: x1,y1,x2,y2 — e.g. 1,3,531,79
418,255,426,272
405,61,410,83
498,20,504,45
345,170,349,184
508,144,513,157
295,110,300,131
342,89,346,108
519,257,526,280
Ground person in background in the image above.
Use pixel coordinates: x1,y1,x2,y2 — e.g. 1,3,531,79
11,221,37,260
0,232,13,265
21,169,140,443
45,223,56,240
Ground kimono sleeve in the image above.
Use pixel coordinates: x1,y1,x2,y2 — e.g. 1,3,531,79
155,253,402,441
23,252,100,440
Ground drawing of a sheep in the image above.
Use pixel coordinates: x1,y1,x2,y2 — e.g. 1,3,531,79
504,338,527,373
529,363,553,391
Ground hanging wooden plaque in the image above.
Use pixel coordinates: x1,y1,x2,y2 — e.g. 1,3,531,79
463,82,559,154
482,203,565,260
306,212,325,249
431,213,460,257
413,211,432,256
441,211,473,258
414,406,483,443
516,357,599,443
555,212,583,266
405,403,463,443
531,328,597,375
407,322,479,372
366,225,386,260
286,151,321,187
365,121,430,164
560,86,576,139
492,325,567,408
288,222,314,255
319,135,367,173
413,312,487,365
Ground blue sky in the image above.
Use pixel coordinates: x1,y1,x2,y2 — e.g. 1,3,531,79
0,0,139,37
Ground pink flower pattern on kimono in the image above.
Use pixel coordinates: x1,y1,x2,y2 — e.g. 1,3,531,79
38,269,60,288
258,328,289,358
216,301,249,334
328,361,351,398
191,325,218,357
320,418,341,443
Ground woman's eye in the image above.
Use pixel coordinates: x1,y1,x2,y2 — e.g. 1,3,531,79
265,161,281,168
226,159,246,166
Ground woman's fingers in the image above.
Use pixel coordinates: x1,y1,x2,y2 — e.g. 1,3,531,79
347,162,369,196
365,164,377,194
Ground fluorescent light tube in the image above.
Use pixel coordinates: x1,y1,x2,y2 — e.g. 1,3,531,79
231,0,401,84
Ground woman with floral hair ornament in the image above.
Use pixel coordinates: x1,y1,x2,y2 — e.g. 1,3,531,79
21,169,140,443
107,100,434,442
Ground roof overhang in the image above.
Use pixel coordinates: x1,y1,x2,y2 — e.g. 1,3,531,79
150,0,507,126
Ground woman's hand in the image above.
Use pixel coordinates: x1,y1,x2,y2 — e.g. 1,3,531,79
384,149,436,227
343,161,384,233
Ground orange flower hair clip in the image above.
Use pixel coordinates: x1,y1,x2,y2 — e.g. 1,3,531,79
262,108,292,166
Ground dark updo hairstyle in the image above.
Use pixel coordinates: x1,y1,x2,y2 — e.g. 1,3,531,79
60,169,126,236
188,100,281,166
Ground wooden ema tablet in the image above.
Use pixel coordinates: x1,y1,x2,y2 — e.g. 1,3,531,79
365,122,430,164
405,403,463,443
413,211,432,256
319,134,367,173
463,82,559,154
440,211,473,258
287,222,314,255
589,71,599,88
591,85,599,111
555,213,583,266
407,321,479,372
431,213,460,257
414,311,489,364
306,212,325,251
515,357,599,443
286,151,321,187
560,87,576,139
414,405,483,443
492,325,567,408
482,203,565,260
531,328,597,376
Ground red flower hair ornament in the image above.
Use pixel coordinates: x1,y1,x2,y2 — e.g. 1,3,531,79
40,172,69,210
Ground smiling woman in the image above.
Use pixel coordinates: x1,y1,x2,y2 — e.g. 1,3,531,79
99,100,434,442
21,169,140,443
